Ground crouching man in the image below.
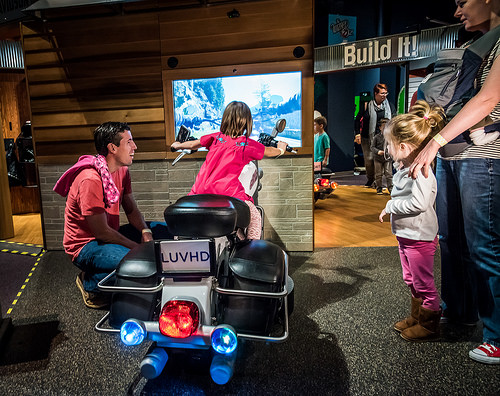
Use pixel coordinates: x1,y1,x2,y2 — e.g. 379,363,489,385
54,122,172,308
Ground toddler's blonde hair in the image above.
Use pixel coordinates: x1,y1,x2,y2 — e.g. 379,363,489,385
220,101,253,138
384,100,446,152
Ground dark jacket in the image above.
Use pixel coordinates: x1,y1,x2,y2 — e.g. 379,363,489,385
370,131,388,162
354,101,396,138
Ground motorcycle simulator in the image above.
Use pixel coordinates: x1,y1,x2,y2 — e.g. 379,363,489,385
95,121,294,385
314,165,338,202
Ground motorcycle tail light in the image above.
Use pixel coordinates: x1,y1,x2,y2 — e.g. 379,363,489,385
330,181,338,189
159,300,200,338
314,184,319,192
319,178,330,187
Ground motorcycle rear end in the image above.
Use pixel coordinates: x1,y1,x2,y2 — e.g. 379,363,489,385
314,168,338,202
95,132,293,385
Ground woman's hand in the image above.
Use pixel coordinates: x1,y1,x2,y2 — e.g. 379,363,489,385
409,139,440,179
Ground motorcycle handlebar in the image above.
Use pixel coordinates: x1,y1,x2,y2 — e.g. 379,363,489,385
258,133,295,153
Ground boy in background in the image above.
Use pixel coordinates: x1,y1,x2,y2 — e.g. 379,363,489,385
314,115,331,172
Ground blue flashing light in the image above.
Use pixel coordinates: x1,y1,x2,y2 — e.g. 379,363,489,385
211,326,237,354
120,320,146,346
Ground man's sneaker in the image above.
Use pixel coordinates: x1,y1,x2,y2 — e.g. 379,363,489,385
469,343,500,364
376,187,383,195
76,272,110,309
364,180,374,188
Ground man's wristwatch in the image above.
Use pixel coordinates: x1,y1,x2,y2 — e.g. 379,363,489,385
142,228,152,235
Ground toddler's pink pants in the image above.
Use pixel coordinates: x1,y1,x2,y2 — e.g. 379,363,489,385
397,236,440,311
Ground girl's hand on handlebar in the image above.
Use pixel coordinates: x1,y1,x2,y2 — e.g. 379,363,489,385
277,141,288,152
171,141,182,151
171,139,202,151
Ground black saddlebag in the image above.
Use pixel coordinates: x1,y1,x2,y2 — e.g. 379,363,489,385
221,239,285,335
109,242,159,329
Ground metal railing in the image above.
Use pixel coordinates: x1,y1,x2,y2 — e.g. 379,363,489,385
0,0,33,14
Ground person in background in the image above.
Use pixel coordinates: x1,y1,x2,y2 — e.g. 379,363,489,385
355,83,396,188
314,115,331,172
409,0,500,364
371,118,393,194
54,122,172,309
171,101,288,240
380,100,446,342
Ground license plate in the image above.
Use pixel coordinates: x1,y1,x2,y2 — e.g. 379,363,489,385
157,239,212,274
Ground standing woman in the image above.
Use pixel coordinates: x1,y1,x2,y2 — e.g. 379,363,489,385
410,0,500,364
355,83,396,188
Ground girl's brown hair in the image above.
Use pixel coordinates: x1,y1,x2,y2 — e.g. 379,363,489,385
384,100,446,152
220,101,253,138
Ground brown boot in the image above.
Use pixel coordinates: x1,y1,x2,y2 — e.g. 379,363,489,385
394,297,422,333
400,305,441,342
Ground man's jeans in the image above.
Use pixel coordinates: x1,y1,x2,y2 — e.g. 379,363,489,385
73,221,172,293
437,157,500,346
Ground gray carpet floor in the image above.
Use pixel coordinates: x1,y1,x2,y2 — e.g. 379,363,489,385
0,247,499,396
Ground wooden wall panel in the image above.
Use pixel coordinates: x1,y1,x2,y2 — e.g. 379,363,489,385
0,72,30,139
22,12,164,163
159,0,314,157
36,138,166,157
161,44,313,70
32,108,164,128
22,0,313,163
34,122,165,142
160,27,312,55
30,92,164,113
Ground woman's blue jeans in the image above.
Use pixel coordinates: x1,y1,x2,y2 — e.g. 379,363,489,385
73,221,172,293
436,157,500,347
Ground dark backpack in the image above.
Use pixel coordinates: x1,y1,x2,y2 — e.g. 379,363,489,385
417,24,500,156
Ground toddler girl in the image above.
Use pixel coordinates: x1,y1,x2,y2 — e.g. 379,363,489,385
171,101,288,239
379,100,445,342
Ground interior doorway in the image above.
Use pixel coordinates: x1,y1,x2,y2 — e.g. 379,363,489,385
1,56,42,246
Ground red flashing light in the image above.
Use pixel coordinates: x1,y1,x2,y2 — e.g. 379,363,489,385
318,178,330,187
159,300,200,338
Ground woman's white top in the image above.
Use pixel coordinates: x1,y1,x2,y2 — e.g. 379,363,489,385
384,164,438,241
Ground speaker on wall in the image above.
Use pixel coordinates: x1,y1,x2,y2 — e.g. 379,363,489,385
167,57,179,68
293,46,305,58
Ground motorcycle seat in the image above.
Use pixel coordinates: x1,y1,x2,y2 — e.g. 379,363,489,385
164,194,251,237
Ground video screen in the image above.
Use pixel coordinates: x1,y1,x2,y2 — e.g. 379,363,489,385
172,71,302,147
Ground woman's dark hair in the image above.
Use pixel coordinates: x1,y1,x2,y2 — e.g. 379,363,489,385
373,83,388,95
94,122,130,156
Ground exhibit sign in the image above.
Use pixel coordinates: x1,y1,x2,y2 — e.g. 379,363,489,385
328,14,356,45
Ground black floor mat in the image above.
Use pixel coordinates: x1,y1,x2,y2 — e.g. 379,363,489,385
0,241,44,257
0,251,43,316
0,319,62,369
